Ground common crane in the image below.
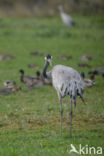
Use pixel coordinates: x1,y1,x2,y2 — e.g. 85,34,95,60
43,54,85,136
58,5,75,27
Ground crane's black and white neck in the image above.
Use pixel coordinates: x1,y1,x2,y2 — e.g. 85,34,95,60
42,54,52,78
41,54,52,85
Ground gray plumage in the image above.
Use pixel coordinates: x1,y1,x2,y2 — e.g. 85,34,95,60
58,5,75,27
52,65,84,100
43,54,85,136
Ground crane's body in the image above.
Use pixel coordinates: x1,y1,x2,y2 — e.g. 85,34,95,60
51,65,85,136
60,12,74,27
52,65,84,99
42,55,85,136
58,5,75,27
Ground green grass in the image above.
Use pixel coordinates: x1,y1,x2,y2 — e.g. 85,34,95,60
0,15,104,156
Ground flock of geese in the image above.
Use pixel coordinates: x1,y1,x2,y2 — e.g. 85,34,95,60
0,54,104,136
0,54,99,95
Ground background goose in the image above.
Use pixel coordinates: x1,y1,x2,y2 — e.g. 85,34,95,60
19,69,44,88
0,80,21,95
88,67,104,78
80,72,95,87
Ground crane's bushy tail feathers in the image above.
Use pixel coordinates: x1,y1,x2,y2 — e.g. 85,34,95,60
76,81,86,105
69,79,85,106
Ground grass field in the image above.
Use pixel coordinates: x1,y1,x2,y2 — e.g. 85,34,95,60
0,15,104,156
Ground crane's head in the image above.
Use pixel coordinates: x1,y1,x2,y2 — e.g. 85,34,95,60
44,54,52,66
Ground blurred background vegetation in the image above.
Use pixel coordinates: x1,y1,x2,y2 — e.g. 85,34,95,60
0,0,104,17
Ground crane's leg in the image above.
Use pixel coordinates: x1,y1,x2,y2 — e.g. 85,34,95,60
57,92,63,136
74,97,76,108
69,98,73,137
80,95,86,105
59,97,63,136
